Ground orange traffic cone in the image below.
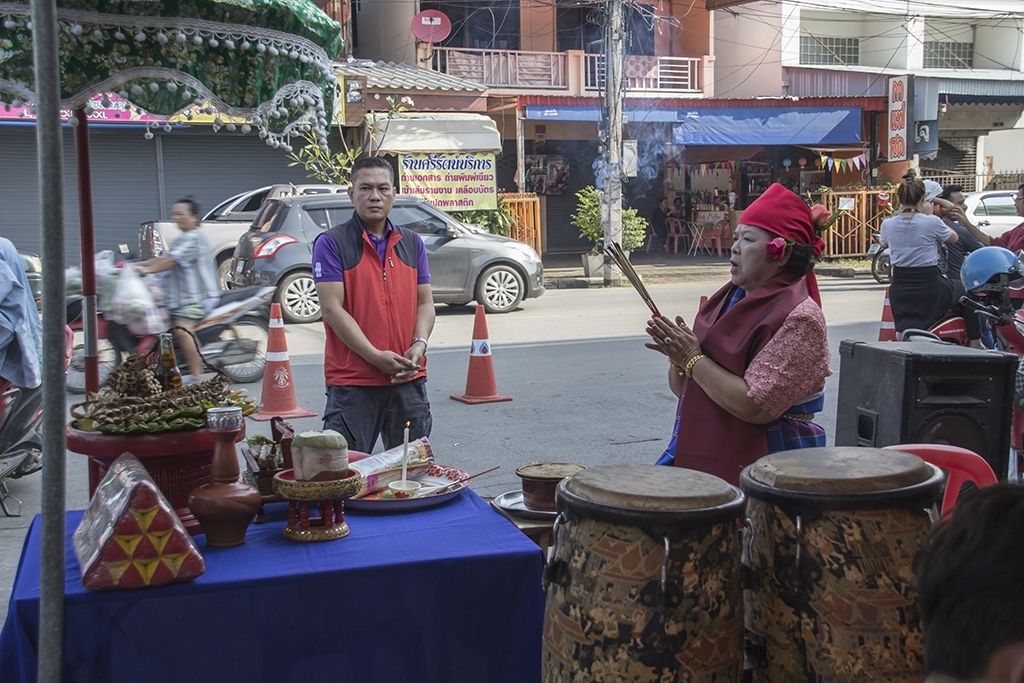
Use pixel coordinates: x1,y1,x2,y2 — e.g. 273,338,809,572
450,306,513,405
699,295,708,311
879,286,897,342
250,303,318,421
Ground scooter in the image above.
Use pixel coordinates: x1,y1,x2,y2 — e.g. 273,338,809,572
0,326,73,516
900,247,1024,480
67,285,276,392
868,232,891,284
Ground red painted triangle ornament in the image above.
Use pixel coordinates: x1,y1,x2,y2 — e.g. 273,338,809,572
74,453,205,591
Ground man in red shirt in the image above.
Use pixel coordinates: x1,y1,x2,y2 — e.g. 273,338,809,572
312,156,435,452
949,183,1024,308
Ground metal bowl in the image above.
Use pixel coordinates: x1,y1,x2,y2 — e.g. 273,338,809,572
515,462,586,511
205,406,243,431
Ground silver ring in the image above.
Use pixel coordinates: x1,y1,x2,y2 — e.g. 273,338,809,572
663,336,672,345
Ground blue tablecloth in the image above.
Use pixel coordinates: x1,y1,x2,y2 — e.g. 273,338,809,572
0,491,545,683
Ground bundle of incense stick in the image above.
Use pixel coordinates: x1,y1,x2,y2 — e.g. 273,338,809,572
604,242,661,318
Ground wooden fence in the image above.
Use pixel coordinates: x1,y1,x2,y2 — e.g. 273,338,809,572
498,192,542,254
810,189,895,258
923,171,1024,193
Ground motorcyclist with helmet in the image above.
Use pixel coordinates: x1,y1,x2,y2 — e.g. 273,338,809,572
948,182,1024,311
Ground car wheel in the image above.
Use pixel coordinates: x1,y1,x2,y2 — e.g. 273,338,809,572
475,265,524,314
217,258,233,290
278,271,321,324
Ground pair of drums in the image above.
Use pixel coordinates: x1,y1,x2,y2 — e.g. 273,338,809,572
541,448,944,683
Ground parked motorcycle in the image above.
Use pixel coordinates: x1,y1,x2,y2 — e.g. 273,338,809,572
67,285,275,393
0,326,73,516
868,232,891,284
898,247,1024,479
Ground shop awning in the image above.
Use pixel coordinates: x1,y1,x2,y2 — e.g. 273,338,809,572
523,104,677,123
679,145,764,164
369,113,502,154
673,107,862,146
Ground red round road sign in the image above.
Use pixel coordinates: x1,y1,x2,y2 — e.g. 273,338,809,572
411,9,452,43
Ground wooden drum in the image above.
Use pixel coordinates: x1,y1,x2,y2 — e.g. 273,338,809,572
542,464,746,683
740,447,943,683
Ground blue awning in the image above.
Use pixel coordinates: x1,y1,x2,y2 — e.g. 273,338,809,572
673,107,862,146
524,104,678,123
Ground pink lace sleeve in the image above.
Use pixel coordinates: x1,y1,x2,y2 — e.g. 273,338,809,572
744,299,832,418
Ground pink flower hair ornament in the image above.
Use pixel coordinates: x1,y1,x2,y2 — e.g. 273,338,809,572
765,237,792,261
809,203,841,233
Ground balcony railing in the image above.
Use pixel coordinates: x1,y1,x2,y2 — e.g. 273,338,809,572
431,47,566,89
584,54,702,93
430,47,703,94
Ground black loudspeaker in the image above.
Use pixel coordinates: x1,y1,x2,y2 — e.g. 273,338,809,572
836,340,1018,478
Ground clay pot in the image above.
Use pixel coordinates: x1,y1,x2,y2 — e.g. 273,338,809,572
187,408,262,548
515,462,586,511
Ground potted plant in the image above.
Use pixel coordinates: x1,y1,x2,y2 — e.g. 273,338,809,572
571,186,648,276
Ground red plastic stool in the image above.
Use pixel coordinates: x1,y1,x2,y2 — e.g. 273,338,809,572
883,444,998,516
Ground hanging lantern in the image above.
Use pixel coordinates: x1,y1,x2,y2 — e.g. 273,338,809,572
798,157,807,168
782,158,792,167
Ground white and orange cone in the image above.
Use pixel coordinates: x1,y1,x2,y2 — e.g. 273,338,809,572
450,306,513,405
251,303,317,421
878,286,897,342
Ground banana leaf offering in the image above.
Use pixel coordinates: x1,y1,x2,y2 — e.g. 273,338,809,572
70,353,258,435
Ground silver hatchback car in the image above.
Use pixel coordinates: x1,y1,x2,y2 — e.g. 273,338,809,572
229,194,545,324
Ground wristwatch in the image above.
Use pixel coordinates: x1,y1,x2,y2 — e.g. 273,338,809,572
412,336,428,350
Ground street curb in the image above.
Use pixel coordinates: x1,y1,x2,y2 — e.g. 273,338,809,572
545,266,867,289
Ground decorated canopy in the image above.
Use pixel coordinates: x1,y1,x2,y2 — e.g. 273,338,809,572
0,0,344,149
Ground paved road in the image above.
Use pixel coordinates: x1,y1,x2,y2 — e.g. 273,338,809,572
0,273,888,622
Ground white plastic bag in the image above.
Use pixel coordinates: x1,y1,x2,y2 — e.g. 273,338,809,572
94,251,116,290
110,265,166,335
126,304,169,336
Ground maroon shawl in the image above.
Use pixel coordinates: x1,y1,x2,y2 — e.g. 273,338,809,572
673,273,809,484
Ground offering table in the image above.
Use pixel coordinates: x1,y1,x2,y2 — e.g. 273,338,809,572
0,491,544,683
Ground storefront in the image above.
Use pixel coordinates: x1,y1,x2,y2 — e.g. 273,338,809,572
514,95,887,253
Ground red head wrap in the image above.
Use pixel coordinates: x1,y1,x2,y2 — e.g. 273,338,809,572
738,183,826,306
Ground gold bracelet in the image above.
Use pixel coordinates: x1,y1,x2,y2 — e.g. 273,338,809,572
683,353,706,378
669,359,685,377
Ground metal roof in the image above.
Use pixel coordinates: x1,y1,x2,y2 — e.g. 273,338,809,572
333,60,487,94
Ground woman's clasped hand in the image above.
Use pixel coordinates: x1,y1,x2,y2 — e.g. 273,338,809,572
645,315,702,373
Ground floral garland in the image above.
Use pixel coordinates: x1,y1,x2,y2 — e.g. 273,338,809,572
0,0,343,152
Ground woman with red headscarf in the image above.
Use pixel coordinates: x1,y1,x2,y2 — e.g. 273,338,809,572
647,184,832,485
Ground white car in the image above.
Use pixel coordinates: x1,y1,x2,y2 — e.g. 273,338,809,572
963,190,1022,238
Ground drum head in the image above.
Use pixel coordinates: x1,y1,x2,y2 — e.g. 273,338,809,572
565,464,738,511
744,447,934,494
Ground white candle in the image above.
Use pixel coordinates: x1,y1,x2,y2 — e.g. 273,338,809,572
401,422,410,483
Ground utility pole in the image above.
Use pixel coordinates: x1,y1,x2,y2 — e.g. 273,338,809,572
603,0,624,285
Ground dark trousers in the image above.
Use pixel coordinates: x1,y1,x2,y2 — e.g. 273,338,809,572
324,377,432,453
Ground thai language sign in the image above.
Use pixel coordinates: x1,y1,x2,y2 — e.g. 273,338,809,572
887,75,909,162
398,153,497,211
